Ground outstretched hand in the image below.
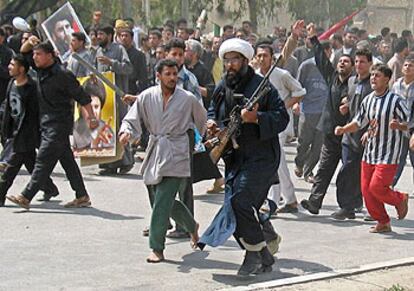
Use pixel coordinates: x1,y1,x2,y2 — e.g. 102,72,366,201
291,20,305,39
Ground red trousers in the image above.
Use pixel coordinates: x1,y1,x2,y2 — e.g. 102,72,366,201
361,162,405,224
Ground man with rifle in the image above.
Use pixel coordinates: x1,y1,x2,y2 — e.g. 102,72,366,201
200,38,289,276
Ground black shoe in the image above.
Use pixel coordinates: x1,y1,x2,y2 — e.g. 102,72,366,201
237,251,262,276
98,168,118,176
119,165,134,175
37,189,59,202
300,199,319,215
364,214,375,221
331,209,356,220
0,196,5,207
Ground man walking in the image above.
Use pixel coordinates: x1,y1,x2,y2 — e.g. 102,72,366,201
7,42,98,209
119,59,206,263
335,64,409,233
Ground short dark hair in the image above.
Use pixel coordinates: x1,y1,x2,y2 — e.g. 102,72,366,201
165,38,185,52
402,30,412,38
97,25,114,36
12,54,30,73
320,40,331,51
370,63,392,79
381,27,390,37
404,53,414,63
176,18,187,27
339,53,354,66
72,32,86,43
149,29,162,39
255,43,273,55
156,59,179,73
394,38,408,53
242,20,252,26
83,76,106,107
355,48,373,63
163,26,174,34
33,41,55,55
223,24,233,31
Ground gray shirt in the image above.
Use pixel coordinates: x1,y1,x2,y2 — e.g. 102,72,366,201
67,48,93,77
120,85,207,185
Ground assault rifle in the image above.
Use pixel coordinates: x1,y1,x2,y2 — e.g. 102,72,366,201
207,55,283,164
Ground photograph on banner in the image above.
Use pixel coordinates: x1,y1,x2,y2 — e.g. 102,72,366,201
72,72,116,158
41,2,90,62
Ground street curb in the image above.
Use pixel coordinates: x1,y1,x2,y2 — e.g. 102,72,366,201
220,257,414,291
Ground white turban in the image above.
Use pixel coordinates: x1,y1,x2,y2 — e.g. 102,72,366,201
218,38,254,61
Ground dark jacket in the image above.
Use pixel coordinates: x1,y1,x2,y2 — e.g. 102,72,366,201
35,62,91,137
1,77,40,152
207,67,289,179
310,36,351,135
188,60,215,110
126,46,149,94
0,44,13,104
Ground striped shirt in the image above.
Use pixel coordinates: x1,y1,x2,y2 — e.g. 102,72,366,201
354,90,409,165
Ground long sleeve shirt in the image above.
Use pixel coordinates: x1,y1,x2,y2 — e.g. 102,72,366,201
120,85,207,185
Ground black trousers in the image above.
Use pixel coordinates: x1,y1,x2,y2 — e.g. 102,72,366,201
22,133,88,201
308,133,342,209
335,143,363,211
0,150,58,203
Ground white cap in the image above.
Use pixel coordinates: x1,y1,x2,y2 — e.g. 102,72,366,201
218,38,254,61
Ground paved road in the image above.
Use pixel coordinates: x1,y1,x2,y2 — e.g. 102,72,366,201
1,143,413,290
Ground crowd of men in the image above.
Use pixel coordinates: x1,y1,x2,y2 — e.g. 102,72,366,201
0,9,414,276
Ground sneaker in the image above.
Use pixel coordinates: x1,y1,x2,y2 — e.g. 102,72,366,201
294,166,303,178
300,199,319,215
37,189,59,202
277,202,299,213
331,209,356,220
64,195,91,208
395,192,409,220
6,194,30,210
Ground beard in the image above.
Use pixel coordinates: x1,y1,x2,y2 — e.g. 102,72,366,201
224,64,248,89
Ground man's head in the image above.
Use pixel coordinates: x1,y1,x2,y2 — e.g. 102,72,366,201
119,29,134,48
177,28,190,41
402,54,414,80
33,42,55,68
83,76,106,119
21,31,33,45
381,27,391,40
336,54,354,77
320,40,332,59
370,63,392,92
329,33,343,50
176,18,188,30
235,28,246,40
242,20,252,35
212,36,222,54
155,45,166,60
379,40,391,56
162,26,174,44
149,30,162,49
8,54,30,77
222,25,234,40
97,25,114,47
255,43,273,72
93,11,102,24
355,48,373,78
156,59,179,91
165,38,186,68
219,38,254,87
70,32,86,52
343,29,357,49
402,30,413,42
184,39,203,66
394,38,409,57
49,14,74,50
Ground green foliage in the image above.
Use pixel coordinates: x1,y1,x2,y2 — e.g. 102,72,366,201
385,284,405,291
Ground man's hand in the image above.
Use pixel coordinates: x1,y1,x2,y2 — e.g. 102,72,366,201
292,103,300,115
122,94,137,104
360,131,369,146
389,119,405,130
291,20,305,39
206,119,219,138
306,23,317,38
119,132,131,145
97,56,112,66
334,126,345,136
241,104,259,123
339,97,349,115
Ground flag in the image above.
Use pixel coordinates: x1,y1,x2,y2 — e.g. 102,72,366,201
318,9,363,41
0,0,59,25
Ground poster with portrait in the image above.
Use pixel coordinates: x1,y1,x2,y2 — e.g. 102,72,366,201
41,2,90,62
72,72,117,159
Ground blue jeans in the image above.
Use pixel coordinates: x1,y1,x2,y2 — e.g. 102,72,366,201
393,136,414,186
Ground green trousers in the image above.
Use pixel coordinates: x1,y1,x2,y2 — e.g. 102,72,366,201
148,177,196,251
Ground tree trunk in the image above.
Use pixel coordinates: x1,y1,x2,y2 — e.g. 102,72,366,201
247,0,258,32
